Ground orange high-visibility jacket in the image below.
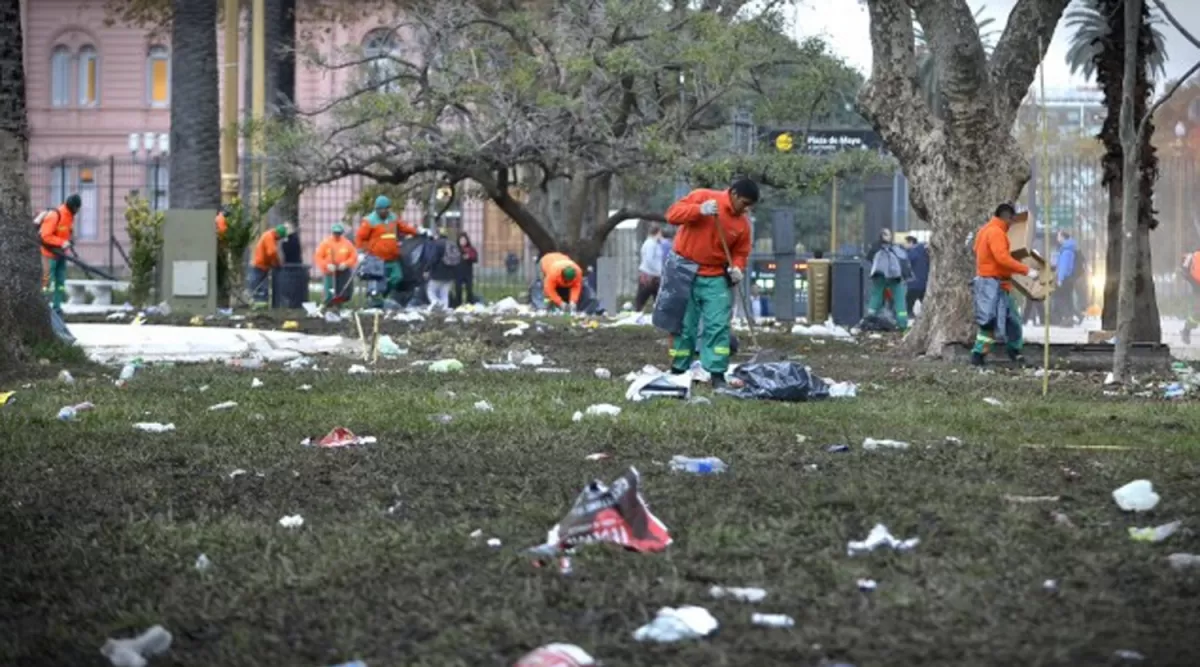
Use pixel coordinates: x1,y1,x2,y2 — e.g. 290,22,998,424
314,236,359,275
540,252,583,307
355,214,418,262
974,217,1030,291
251,229,284,270
665,188,751,277
39,204,75,258
215,212,227,238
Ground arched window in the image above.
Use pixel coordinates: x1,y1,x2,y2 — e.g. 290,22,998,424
78,46,99,106
147,46,170,107
362,29,402,92
51,46,71,107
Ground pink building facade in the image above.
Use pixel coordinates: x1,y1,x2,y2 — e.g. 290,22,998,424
23,0,502,276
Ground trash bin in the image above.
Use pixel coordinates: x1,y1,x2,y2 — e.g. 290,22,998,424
272,264,310,309
829,260,865,327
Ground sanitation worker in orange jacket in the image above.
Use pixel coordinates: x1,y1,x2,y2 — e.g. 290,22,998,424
355,195,419,307
663,179,757,388
39,194,82,313
315,223,359,306
539,252,584,311
249,224,290,309
971,202,1035,367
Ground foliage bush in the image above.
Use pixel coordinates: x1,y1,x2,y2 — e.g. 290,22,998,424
123,194,165,307
220,190,283,302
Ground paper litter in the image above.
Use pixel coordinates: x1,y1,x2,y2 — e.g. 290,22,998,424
632,606,718,642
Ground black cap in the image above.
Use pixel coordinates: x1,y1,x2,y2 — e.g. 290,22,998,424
65,194,82,210
729,179,760,203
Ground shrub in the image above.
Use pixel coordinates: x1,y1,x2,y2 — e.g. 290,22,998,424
123,194,165,307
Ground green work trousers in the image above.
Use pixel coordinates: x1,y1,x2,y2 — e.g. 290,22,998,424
971,290,1023,357
43,257,68,313
669,275,733,375
867,276,908,328
368,260,404,307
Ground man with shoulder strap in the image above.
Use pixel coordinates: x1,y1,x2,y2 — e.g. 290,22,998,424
38,194,82,313
1181,248,1200,344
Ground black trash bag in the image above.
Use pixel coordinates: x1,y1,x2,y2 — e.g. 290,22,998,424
652,251,700,335
716,361,830,402
858,312,898,332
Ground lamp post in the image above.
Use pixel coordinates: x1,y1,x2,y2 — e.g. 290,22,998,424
129,131,170,211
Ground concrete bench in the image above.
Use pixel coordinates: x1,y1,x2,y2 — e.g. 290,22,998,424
65,279,130,306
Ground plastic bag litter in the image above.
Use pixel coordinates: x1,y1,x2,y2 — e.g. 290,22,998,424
594,368,611,379
429,359,464,373
207,401,237,411
625,372,690,402
572,404,621,421
1129,520,1181,543
633,606,718,642
847,523,919,555
251,377,264,388
133,423,175,433
474,400,494,412
709,585,766,602
1167,553,1200,570
791,319,853,339
862,437,909,450
716,362,831,402
376,335,406,358
1113,480,1160,512
100,625,172,667
348,364,370,375
279,514,304,528
194,554,211,571
528,467,672,558
857,313,898,332
515,643,596,667
303,427,377,448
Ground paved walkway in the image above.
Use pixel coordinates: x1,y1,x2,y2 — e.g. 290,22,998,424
68,323,358,364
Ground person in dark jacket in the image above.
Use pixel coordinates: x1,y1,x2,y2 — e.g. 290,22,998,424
425,227,459,308
904,235,930,316
453,231,479,307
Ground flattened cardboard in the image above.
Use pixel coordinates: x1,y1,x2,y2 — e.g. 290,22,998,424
1006,217,1054,301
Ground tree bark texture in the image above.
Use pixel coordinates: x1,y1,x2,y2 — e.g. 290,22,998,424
265,0,300,247
859,0,1071,358
1096,0,1161,341
170,0,222,210
0,0,54,370
1113,0,1142,380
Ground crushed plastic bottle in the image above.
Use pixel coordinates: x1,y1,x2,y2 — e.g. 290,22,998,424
58,369,75,384
116,362,138,385
750,613,795,628
668,456,728,475
56,401,95,421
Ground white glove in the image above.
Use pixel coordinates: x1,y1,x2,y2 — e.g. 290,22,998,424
61,241,72,250
728,266,744,284
337,262,348,271
564,303,576,315
1026,268,1040,281
357,251,366,263
326,264,337,273
699,200,718,216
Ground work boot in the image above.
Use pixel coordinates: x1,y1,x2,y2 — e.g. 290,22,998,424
710,373,727,390
970,352,986,367
1007,349,1026,366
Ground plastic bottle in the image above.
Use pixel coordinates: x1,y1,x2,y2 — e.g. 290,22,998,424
668,455,728,474
56,401,94,421
118,363,137,382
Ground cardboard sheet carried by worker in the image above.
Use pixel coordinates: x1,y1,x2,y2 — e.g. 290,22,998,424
1006,216,1055,301
652,251,700,335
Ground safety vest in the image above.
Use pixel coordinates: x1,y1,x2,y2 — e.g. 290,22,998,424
1190,251,1200,284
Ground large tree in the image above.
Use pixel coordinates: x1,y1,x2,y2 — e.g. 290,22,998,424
274,0,879,268
858,0,1071,358
1066,0,1163,340
169,0,222,209
0,0,54,370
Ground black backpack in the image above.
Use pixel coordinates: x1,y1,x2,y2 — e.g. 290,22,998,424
441,240,462,267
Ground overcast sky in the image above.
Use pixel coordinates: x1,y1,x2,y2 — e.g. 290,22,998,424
791,0,1200,92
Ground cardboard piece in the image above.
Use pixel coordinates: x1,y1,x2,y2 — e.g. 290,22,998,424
1006,217,1056,302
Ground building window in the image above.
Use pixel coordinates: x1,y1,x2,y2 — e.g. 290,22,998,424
147,46,170,107
48,164,100,240
146,162,169,211
363,29,402,92
51,46,71,107
78,46,99,106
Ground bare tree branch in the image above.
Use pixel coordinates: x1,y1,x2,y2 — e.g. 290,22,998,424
1150,0,1200,50
987,0,1073,128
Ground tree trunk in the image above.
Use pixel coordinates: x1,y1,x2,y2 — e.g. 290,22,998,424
0,0,54,370
265,0,300,259
859,0,1071,357
1099,0,1161,341
170,0,222,210
1113,0,1142,381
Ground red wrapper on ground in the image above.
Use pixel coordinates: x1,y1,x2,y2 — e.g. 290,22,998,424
514,643,595,667
533,467,672,554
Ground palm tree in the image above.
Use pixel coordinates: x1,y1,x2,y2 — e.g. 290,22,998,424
0,0,55,368
914,7,999,116
1065,0,1164,341
169,0,222,210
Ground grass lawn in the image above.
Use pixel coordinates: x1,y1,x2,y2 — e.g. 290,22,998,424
2,319,1199,666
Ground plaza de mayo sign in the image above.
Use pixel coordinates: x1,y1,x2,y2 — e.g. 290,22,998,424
768,128,883,154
